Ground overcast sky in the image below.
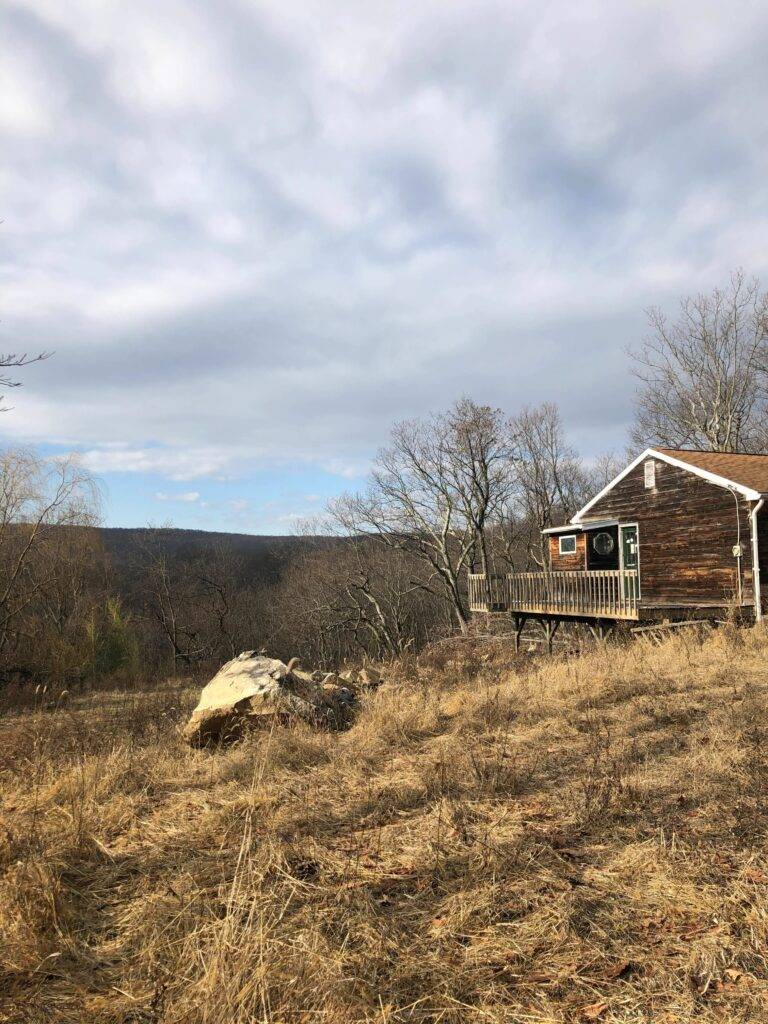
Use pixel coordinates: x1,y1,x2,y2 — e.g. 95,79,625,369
3,0,768,531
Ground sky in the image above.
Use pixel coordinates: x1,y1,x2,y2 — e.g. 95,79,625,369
2,0,768,532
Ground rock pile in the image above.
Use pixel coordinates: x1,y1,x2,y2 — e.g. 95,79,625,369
182,652,363,747
316,665,383,690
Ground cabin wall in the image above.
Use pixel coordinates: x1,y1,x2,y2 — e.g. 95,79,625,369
757,507,768,573
755,507,768,611
582,458,754,606
549,532,586,570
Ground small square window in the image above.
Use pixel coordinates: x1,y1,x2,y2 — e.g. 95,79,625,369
559,534,577,555
644,460,656,489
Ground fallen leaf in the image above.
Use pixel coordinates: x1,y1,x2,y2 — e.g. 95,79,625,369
601,960,634,980
580,1001,608,1020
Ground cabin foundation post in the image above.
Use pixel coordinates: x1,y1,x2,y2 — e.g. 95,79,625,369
587,618,614,643
512,613,527,652
542,617,560,654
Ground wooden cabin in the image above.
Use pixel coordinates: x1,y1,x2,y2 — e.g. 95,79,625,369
468,447,768,626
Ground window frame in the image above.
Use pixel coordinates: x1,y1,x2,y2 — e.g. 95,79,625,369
558,534,578,556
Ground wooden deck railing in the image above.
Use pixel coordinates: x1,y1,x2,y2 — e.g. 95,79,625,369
468,570,640,619
467,573,509,612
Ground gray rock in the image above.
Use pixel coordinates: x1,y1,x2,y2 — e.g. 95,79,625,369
183,652,356,747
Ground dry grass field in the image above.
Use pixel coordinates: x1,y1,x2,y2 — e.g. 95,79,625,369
2,626,768,1023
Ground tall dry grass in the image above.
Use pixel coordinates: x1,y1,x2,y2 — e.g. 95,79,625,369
1,627,768,1023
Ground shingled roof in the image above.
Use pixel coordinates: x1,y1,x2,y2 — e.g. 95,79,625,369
572,445,768,523
654,448,768,495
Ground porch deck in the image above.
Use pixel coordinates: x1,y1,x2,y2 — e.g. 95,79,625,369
468,570,640,620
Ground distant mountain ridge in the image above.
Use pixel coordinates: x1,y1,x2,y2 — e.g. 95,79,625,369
97,526,322,584
98,526,303,556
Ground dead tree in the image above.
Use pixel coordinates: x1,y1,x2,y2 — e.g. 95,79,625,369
630,270,768,453
0,450,100,676
331,399,511,633
0,352,51,411
506,403,591,568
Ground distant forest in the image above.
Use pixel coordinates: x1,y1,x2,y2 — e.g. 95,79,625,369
0,403,601,688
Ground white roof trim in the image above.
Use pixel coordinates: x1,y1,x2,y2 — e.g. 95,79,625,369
572,448,762,523
648,450,762,501
572,449,654,522
542,519,618,534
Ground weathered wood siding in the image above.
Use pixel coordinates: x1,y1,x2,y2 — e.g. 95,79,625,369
549,532,586,570
582,457,754,606
755,508,768,611
757,507,768,573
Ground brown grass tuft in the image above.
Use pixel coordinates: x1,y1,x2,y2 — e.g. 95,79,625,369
2,628,768,1021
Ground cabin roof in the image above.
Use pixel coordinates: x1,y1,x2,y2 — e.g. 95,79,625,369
654,448,768,495
572,446,768,523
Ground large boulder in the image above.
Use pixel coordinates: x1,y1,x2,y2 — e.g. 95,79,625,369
183,652,356,747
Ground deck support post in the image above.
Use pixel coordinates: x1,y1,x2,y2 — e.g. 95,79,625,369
512,613,528,652
542,617,560,654
587,618,615,643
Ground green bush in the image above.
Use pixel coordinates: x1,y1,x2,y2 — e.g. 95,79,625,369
88,598,140,681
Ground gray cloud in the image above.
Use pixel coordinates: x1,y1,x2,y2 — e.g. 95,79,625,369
2,0,768,484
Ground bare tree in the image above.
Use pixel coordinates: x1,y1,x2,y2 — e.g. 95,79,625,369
587,452,624,492
630,270,768,452
445,398,514,608
135,530,207,672
0,352,51,410
195,541,250,662
134,529,268,675
505,403,591,568
0,450,100,675
331,399,510,633
34,524,110,685
263,533,445,667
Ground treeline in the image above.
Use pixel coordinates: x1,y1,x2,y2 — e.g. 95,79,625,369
0,401,608,686
0,448,310,686
2,270,767,685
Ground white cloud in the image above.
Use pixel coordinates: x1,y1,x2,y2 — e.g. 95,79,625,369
81,447,233,480
2,0,768,503
0,50,52,136
320,458,370,480
155,489,201,503
16,0,232,115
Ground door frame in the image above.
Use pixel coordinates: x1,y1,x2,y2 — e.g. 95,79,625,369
619,522,641,597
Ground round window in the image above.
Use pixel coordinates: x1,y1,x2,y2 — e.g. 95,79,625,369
593,532,615,555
